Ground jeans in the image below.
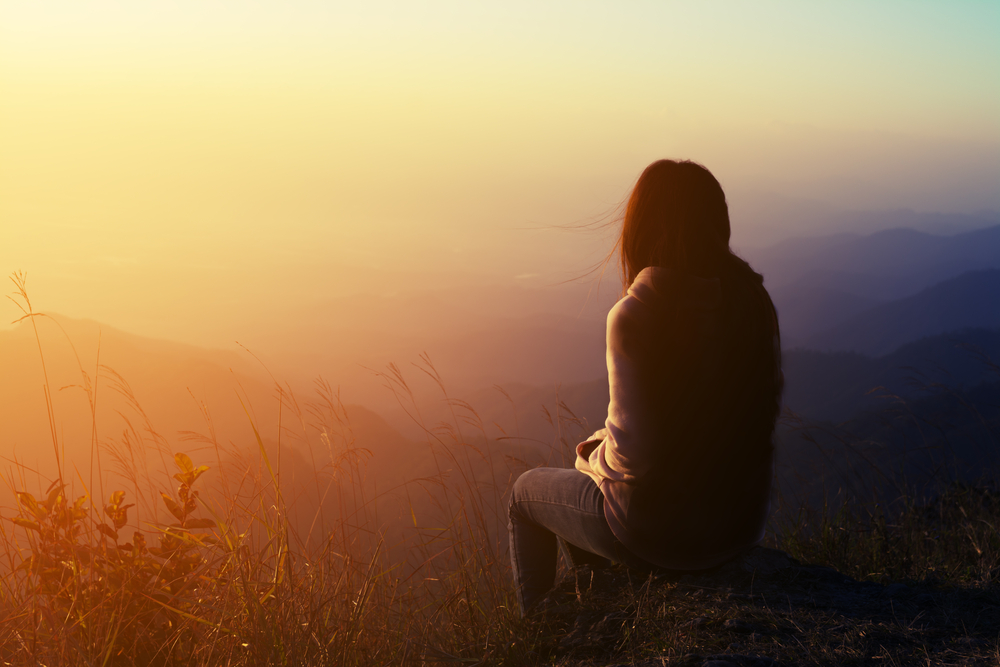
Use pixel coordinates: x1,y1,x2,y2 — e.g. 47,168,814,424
507,467,653,616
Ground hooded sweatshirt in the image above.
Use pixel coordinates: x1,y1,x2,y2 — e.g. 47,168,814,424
575,266,773,570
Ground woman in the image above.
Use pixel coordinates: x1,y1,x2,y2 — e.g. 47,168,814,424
508,159,782,616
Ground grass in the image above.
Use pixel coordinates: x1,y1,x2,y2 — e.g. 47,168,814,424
1,274,552,666
1,272,998,666
775,482,1000,588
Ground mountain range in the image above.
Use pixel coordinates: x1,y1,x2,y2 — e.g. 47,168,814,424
745,224,1000,344
3,222,999,521
801,269,1000,356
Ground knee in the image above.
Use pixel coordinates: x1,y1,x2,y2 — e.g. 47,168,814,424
509,467,543,519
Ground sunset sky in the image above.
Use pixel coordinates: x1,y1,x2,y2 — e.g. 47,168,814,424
1,1,998,349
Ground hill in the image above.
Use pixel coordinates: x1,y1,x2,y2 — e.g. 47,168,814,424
387,327,1000,450
742,225,1000,342
801,269,1000,355
747,225,1000,298
782,327,1000,422
0,315,278,482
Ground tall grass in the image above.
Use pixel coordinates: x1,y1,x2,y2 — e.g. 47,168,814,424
0,276,595,666
2,274,997,666
770,357,1000,587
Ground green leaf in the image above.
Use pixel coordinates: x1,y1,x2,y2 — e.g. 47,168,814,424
72,496,88,520
112,504,135,530
16,492,43,520
105,490,126,515
44,484,66,510
12,517,40,532
173,465,209,486
174,452,194,474
160,493,186,522
97,524,119,541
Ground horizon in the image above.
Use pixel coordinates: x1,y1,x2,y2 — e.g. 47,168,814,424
1,5,999,659
1,0,999,479
2,1,998,355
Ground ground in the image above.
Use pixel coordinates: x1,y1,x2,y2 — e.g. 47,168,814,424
524,548,1000,667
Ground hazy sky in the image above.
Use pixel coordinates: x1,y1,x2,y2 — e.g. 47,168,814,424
1,1,998,347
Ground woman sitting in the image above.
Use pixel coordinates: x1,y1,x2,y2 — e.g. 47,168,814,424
508,159,782,616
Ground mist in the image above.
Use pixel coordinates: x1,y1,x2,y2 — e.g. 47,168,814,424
1,0,998,481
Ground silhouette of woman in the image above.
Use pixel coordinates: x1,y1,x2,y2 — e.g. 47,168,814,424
508,160,782,616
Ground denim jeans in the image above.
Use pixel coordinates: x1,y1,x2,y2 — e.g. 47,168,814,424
507,467,653,616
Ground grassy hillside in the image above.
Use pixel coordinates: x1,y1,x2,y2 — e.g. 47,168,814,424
3,276,998,666
3,374,997,666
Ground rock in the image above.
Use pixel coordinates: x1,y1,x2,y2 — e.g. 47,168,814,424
737,547,792,575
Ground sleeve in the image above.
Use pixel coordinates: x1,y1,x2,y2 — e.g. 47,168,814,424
574,296,658,485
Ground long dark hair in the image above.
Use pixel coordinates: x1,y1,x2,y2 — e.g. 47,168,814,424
619,159,736,285
617,159,783,445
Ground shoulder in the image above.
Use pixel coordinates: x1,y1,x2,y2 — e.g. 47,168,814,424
609,268,721,329
606,293,657,364
607,292,652,337
607,267,663,332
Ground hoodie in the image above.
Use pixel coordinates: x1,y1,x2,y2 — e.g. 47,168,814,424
575,266,773,570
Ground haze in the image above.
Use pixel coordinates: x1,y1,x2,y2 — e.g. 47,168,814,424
1,1,998,411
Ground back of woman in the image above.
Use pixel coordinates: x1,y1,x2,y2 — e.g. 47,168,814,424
606,264,781,569
508,159,782,615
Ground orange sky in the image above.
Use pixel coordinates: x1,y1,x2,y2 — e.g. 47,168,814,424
1,1,998,350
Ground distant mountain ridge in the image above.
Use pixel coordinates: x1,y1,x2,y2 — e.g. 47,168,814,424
749,225,1000,294
801,269,1000,356
744,224,1000,343
782,327,1000,422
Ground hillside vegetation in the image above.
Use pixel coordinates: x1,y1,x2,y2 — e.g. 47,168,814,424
2,263,999,666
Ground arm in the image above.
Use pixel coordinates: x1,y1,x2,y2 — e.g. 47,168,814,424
574,295,658,484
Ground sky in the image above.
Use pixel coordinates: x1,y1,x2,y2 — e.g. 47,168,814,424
1,0,998,349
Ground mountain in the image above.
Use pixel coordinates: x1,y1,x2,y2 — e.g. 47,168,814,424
747,225,1000,296
800,270,1000,356
782,328,1000,422
730,197,1000,247
775,378,1000,512
742,225,1000,342
382,376,611,458
768,287,883,346
0,315,280,482
243,280,613,408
